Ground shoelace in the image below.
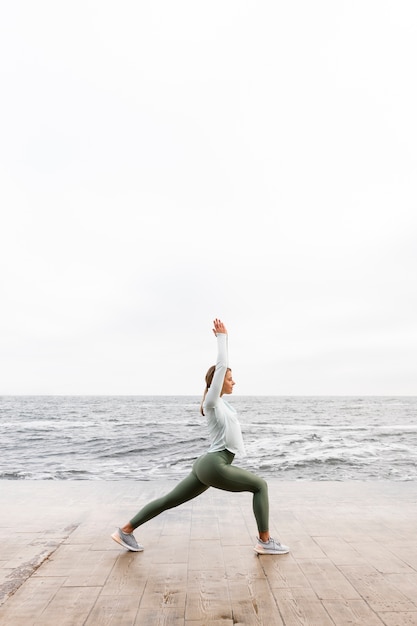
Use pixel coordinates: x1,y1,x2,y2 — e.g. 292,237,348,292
269,537,281,546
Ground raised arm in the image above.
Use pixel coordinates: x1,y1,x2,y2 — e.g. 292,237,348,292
205,319,229,408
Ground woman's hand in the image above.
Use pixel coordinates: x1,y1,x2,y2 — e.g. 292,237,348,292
212,318,227,336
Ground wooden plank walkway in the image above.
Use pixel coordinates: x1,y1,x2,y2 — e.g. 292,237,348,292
1,480,417,625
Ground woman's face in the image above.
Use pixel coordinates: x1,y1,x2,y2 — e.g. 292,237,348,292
221,370,235,396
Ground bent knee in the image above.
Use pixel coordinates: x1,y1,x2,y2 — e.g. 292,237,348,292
256,477,268,493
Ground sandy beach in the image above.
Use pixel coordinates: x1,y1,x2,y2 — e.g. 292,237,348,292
1,479,417,625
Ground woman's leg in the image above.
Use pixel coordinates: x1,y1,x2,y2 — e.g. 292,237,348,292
193,451,269,534
128,470,209,530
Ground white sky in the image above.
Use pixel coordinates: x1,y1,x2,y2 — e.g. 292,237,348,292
1,1,416,395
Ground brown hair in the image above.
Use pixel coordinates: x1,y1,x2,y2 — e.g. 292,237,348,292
200,365,231,416
205,365,216,389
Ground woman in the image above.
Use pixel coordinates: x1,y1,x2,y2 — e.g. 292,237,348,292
111,318,289,555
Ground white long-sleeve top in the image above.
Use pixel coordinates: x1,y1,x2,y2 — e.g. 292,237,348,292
203,333,246,456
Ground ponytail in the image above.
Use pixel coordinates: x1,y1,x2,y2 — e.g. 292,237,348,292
200,365,216,416
200,388,208,416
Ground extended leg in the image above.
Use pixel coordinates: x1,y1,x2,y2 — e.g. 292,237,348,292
128,471,209,530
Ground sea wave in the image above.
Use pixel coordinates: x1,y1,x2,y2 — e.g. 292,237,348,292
0,395,416,481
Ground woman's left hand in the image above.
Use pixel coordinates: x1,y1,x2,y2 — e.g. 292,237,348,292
212,318,227,336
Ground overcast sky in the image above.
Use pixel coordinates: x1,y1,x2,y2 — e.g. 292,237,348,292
1,1,416,395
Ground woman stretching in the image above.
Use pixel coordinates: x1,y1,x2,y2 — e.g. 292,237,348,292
111,318,289,555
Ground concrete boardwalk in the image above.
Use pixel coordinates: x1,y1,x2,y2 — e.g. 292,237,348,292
1,480,417,625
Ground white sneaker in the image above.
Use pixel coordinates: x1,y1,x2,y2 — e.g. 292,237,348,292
111,528,144,552
254,537,289,555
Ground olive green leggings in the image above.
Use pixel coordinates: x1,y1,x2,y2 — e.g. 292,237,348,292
129,449,269,533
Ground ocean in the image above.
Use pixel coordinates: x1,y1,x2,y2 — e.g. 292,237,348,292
1,396,416,481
